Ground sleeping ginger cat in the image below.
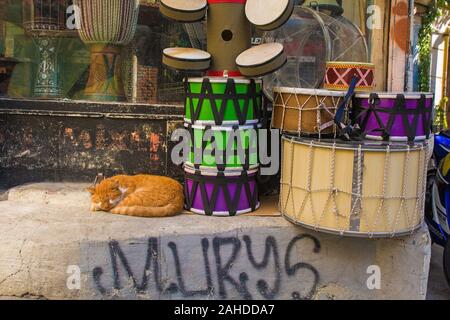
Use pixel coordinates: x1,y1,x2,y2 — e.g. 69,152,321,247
87,175,184,217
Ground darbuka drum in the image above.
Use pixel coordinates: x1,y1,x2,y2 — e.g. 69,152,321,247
184,165,260,216
245,0,294,31
272,87,350,136
353,92,434,142
236,43,287,78
324,61,374,92
22,0,75,98
185,77,263,126
185,123,260,171
280,136,429,237
74,0,139,102
160,0,207,22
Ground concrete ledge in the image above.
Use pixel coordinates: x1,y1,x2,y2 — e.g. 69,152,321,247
7,183,91,207
0,184,431,300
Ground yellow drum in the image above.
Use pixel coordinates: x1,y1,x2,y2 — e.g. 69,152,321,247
280,136,429,238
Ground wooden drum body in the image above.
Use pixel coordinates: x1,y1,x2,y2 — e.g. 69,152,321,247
185,77,263,126
74,0,139,102
272,87,349,136
280,136,429,237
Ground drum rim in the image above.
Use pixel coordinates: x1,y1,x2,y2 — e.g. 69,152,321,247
185,122,262,131
364,134,428,142
273,86,347,97
355,92,434,99
326,61,375,68
184,164,260,176
163,48,211,62
187,77,263,84
184,118,261,125
236,43,284,68
189,202,261,217
281,134,429,151
160,0,208,12
281,213,422,238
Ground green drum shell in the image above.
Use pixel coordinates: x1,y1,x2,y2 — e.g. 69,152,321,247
186,123,260,170
185,77,263,126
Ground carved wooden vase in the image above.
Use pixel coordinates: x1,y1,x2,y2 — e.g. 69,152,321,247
74,0,140,102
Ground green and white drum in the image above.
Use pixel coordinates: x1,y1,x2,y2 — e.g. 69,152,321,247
185,77,263,126
185,123,260,171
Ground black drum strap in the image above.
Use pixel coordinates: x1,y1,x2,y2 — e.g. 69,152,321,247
185,78,262,126
244,171,259,212
384,94,404,141
419,94,432,139
199,172,221,216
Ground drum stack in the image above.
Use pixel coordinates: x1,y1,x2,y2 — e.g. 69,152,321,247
160,0,294,216
273,61,435,238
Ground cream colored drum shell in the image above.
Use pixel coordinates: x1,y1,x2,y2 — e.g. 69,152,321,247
272,87,349,135
280,136,429,238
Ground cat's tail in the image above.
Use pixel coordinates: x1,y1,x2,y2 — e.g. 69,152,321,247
110,203,182,218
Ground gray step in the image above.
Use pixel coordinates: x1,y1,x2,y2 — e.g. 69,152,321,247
0,190,431,300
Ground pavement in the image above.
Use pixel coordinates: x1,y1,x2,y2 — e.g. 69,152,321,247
0,183,447,300
427,245,450,300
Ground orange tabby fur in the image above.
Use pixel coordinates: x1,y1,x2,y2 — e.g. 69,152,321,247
87,175,184,217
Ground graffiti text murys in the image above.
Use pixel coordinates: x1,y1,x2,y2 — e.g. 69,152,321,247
92,234,321,300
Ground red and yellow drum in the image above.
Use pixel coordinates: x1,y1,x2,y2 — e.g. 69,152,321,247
324,61,375,92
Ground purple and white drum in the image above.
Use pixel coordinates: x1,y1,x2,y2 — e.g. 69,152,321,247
184,165,260,216
353,92,434,142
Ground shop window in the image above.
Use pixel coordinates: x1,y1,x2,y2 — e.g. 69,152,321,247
0,0,379,103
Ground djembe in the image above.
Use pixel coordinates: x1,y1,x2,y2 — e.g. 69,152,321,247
73,0,140,102
23,0,74,98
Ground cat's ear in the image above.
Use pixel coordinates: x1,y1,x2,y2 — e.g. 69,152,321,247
87,186,96,195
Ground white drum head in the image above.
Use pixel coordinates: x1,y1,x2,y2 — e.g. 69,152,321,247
160,0,207,22
163,47,211,71
236,43,286,77
245,0,293,30
161,0,207,12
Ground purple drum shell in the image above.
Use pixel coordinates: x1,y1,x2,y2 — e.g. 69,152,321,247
354,94,433,141
184,168,260,216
